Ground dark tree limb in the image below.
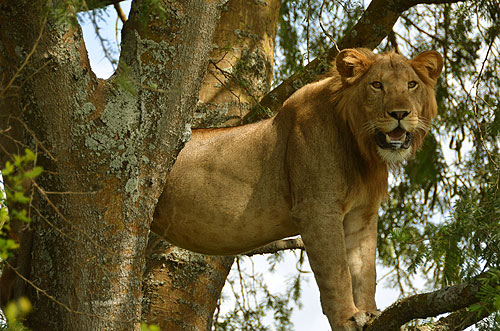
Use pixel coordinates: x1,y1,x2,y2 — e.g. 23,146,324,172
366,271,499,331
404,307,493,331
253,0,467,119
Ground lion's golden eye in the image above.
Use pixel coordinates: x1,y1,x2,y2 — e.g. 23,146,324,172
371,81,383,89
408,81,418,89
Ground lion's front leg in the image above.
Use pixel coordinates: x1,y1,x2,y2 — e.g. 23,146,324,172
344,208,378,313
293,201,362,331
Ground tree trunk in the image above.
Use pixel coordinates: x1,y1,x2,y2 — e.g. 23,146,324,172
0,0,222,329
140,0,282,330
193,0,282,128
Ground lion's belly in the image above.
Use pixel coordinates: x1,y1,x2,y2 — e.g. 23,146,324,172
155,198,297,255
153,175,297,254
152,121,296,255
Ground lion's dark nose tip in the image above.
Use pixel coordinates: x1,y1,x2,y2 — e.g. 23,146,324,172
389,110,410,120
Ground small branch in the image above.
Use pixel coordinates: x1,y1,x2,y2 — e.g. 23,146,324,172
114,3,127,23
406,0,466,4
87,10,118,70
244,238,304,256
319,0,340,53
0,16,47,98
401,14,447,45
2,260,137,323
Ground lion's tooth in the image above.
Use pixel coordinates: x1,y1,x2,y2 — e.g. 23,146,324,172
385,134,391,143
390,141,403,149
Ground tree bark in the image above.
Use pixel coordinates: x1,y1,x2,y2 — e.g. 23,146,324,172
141,235,234,330
1,0,222,329
140,1,282,330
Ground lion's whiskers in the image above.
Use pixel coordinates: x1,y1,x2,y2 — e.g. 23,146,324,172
416,118,431,131
358,121,377,136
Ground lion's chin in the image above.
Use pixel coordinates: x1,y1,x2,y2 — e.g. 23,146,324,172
376,146,412,165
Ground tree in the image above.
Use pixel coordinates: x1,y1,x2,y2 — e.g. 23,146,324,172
1,0,224,329
0,0,499,331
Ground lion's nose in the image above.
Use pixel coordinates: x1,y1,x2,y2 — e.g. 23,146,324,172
389,110,410,120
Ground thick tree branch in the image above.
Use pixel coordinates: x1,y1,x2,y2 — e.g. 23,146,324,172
404,307,492,331
252,0,467,120
366,271,499,331
118,0,225,189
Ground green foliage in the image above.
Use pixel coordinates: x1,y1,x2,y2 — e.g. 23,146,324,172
140,322,160,331
3,297,32,331
468,269,500,330
49,0,85,27
274,0,363,85
0,149,42,259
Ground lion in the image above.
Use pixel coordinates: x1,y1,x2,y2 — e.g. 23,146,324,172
152,48,443,330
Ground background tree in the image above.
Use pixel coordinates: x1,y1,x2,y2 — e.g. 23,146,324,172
0,1,499,331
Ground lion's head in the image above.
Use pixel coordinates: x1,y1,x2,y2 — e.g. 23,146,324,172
334,48,443,164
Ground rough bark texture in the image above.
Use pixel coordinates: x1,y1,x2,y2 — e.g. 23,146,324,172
142,235,234,330
140,1,282,330
0,0,223,329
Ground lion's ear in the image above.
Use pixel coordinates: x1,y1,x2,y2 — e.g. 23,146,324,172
411,51,443,83
336,49,373,82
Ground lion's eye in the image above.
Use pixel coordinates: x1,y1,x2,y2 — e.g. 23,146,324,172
408,81,418,89
371,81,383,89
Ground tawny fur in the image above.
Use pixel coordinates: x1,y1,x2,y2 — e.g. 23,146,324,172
152,48,443,331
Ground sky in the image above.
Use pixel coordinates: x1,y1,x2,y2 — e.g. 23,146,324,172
76,2,454,330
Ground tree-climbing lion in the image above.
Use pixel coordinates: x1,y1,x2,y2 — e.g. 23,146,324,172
152,48,443,330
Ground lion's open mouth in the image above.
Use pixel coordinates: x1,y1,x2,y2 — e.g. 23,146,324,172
375,127,412,150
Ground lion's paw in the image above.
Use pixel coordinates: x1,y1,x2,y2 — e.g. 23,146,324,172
333,310,379,331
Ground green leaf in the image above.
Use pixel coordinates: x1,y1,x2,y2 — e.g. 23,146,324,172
494,295,500,310
0,238,19,260
11,210,30,224
2,161,14,176
12,191,30,204
23,148,36,162
24,166,43,179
